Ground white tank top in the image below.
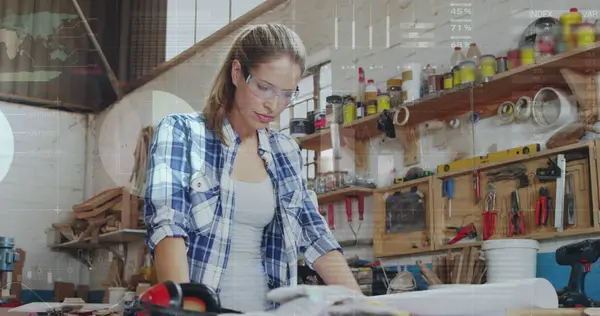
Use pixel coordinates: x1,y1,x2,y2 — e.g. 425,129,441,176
219,178,275,312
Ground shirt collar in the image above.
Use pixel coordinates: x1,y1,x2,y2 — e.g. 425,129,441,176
223,117,272,154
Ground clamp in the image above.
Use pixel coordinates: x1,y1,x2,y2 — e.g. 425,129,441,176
447,223,477,244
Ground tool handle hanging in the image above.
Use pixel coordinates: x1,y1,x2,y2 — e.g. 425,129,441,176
358,195,365,221
345,197,353,223
327,204,335,230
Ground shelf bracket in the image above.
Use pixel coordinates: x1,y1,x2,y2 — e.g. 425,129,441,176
560,68,598,123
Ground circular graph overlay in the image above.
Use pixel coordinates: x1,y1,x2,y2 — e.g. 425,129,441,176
0,109,15,182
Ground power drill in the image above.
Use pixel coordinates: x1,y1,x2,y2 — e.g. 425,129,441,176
555,239,600,307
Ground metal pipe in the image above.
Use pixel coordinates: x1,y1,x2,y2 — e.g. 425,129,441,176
70,0,122,99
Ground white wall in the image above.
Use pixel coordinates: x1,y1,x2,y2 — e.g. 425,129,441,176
0,101,91,289
90,0,600,284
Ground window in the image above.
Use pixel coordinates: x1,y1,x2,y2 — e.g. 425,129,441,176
166,0,264,60
278,62,332,180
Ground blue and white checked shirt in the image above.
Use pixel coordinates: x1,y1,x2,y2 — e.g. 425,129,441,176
144,113,341,298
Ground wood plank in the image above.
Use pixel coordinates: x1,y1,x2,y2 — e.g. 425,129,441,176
73,187,123,212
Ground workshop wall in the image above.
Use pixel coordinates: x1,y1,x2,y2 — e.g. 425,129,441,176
0,101,91,300
89,0,600,296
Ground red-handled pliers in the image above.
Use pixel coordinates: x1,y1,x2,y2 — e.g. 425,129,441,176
509,190,526,236
483,190,497,240
535,187,551,226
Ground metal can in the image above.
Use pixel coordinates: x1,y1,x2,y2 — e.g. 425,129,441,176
343,95,356,124
366,100,377,115
428,74,444,93
520,44,535,66
496,56,508,73
452,65,461,86
326,95,343,124
443,72,453,89
289,118,308,138
459,60,476,83
314,109,327,131
576,23,596,47
306,111,315,134
377,93,391,112
480,54,496,78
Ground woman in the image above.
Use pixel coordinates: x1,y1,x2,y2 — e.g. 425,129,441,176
144,24,360,312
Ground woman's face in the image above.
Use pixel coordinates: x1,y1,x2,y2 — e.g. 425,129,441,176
231,56,302,130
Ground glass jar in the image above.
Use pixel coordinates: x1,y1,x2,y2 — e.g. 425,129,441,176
343,95,357,124
316,173,327,194
459,60,476,83
576,23,596,47
326,95,343,124
377,93,391,112
326,172,337,191
307,178,315,191
387,79,403,107
452,65,461,86
336,171,349,188
443,72,453,89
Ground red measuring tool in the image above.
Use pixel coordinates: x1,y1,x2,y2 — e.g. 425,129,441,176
535,186,551,226
483,190,497,240
509,190,526,236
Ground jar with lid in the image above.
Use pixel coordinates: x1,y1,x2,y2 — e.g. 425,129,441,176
343,95,357,124
325,172,338,191
459,60,476,83
387,79,403,107
377,93,391,112
336,171,349,188
316,173,327,194
306,178,315,191
442,72,453,89
452,65,461,86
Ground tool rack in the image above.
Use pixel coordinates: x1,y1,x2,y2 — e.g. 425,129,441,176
372,141,600,258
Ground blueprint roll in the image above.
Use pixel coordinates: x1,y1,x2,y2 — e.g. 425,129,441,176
370,278,558,316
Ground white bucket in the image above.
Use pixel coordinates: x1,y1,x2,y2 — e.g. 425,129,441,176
482,239,539,283
108,287,127,310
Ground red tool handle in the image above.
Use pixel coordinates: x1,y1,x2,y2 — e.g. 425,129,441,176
483,212,489,240
508,215,514,237
518,212,526,235
327,204,335,230
345,197,353,223
535,197,547,226
358,195,365,221
490,211,496,236
474,170,480,202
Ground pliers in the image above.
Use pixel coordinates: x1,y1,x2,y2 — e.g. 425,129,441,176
509,190,526,236
447,223,477,244
483,190,496,240
535,187,551,226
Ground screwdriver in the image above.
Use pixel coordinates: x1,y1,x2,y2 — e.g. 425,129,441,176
443,179,454,217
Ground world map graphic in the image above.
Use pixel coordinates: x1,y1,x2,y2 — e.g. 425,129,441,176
0,11,80,82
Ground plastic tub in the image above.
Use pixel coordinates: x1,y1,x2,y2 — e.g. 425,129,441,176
482,239,539,283
109,287,127,310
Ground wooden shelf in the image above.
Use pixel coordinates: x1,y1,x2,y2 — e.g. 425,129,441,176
298,42,600,152
50,229,145,249
317,186,374,204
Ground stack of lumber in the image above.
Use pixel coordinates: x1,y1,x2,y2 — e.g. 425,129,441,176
51,187,143,245
417,247,486,286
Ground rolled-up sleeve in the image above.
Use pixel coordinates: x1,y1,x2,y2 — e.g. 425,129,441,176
144,115,192,256
297,155,342,268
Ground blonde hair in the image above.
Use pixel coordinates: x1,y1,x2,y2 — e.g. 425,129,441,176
203,24,307,144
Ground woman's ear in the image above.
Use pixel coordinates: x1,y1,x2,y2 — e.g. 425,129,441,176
231,59,242,87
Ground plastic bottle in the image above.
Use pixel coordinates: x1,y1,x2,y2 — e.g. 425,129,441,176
451,46,466,66
357,67,366,102
560,8,583,50
365,79,377,103
466,43,482,64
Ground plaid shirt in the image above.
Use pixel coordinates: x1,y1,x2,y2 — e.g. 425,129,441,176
144,113,341,301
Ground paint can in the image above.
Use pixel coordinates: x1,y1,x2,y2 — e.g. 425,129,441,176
480,54,497,79
496,56,508,73
306,111,315,134
314,109,327,131
290,118,309,138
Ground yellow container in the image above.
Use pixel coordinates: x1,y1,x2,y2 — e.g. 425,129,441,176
377,93,391,112
577,23,596,47
452,66,461,86
443,72,453,89
560,8,583,50
480,54,496,78
520,44,535,65
343,96,356,124
459,60,476,83
367,100,377,115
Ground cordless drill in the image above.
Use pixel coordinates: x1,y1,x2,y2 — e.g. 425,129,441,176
555,239,600,307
